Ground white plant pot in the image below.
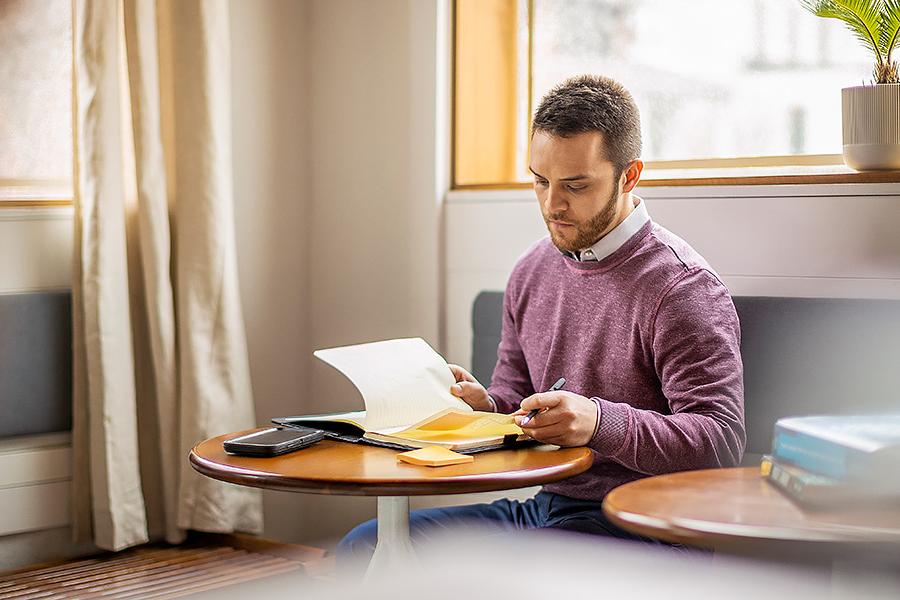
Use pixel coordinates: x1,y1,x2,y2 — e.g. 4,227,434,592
842,83,900,171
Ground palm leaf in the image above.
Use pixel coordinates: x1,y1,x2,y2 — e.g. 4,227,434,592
881,0,900,64
801,0,885,65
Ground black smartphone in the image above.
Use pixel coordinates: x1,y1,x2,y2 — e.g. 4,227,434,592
223,426,324,457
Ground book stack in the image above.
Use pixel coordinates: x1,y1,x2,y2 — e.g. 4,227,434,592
761,414,900,508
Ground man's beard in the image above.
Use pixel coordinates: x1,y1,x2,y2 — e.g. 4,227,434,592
544,184,620,253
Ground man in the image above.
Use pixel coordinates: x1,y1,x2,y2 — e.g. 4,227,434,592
338,75,745,560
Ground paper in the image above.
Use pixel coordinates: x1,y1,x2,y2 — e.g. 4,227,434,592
397,446,475,467
393,409,522,443
313,338,471,431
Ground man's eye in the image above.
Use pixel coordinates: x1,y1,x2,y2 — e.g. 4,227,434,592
567,184,586,191
535,179,548,187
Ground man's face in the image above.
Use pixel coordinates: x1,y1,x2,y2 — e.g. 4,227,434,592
530,130,623,253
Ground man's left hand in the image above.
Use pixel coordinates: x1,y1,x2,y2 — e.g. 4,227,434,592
514,391,597,447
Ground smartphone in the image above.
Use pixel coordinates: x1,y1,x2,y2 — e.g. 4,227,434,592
223,426,324,457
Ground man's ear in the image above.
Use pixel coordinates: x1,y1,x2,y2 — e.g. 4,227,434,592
620,160,643,193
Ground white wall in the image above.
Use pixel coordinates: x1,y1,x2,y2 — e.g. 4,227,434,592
0,208,93,568
229,0,315,545
230,0,448,547
0,209,72,294
299,0,447,547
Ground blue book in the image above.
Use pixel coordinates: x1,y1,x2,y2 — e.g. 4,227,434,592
771,415,900,481
761,454,900,506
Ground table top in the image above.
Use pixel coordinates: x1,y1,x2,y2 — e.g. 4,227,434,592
190,429,593,497
602,467,900,549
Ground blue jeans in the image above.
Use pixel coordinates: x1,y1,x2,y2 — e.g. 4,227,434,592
337,491,676,566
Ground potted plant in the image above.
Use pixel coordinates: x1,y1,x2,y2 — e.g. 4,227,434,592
802,0,900,170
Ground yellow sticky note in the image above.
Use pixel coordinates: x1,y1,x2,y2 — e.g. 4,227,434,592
760,455,773,477
397,446,475,467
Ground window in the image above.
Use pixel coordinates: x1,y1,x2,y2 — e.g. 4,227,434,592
0,0,73,206
453,0,899,188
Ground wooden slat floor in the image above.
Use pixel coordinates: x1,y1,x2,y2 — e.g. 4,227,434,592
0,535,328,600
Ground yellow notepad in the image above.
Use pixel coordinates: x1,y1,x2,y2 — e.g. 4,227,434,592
368,409,524,451
396,446,475,467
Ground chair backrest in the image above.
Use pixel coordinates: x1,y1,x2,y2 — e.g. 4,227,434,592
0,291,73,437
471,291,506,389
471,291,900,455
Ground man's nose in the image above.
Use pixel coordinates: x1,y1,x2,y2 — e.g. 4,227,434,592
545,184,568,214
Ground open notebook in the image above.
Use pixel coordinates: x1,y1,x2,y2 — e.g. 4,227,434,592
273,338,530,453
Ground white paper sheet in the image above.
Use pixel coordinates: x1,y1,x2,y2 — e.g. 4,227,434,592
313,338,471,431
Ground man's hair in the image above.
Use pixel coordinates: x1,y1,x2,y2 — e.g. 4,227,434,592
532,75,642,174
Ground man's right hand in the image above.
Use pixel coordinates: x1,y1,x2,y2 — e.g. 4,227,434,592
448,364,494,412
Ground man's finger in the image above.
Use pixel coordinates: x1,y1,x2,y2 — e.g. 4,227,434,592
516,408,564,429
451,381,481,397
524,423,569,443
447,364,475,383
519,392,563,412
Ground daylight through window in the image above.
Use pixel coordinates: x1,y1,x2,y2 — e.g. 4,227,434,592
454,0,875,187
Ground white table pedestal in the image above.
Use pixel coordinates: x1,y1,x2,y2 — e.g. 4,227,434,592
365,496,417,579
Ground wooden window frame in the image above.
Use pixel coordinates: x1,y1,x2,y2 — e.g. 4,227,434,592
0,178,72,208
451,0,900,190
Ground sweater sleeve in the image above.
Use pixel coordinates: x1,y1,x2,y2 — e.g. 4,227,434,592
486,285,535,414
588,268,746,473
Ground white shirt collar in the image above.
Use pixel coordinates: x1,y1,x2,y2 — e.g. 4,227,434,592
570,196,650,262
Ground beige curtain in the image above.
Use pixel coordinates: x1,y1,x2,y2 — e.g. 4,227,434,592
71,0,262,551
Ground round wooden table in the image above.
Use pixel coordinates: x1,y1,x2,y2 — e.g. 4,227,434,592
190,429,593,576
603,467,900,561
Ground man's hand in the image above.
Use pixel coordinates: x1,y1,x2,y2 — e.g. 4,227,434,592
514,391,597,447
448,364,494,412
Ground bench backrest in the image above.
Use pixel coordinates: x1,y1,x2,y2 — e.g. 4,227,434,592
0,291,73,437
472,292,900,455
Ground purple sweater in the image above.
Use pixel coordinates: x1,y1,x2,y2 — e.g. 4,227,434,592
489,220,745,501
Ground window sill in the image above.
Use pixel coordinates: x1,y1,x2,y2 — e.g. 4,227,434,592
1,180,73,207
0,199,73,208
638,165,900,187
453,165,900,191
448,166,900,204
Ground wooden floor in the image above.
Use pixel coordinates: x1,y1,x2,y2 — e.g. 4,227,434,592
0,534,328,599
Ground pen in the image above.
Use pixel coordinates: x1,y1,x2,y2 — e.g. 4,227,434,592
520,377,566,427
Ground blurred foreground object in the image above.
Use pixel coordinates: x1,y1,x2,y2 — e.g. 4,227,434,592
188,529,899,600
766,415,900,506
603,466,900,578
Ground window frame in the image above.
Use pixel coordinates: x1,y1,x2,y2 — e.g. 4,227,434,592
451,0,900,190
0,178,72,208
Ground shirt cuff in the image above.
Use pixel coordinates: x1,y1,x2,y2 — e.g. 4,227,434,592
589,397,630,456
486,395,498,413
589,397,602,437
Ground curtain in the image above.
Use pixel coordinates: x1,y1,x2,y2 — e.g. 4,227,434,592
71,0,262,550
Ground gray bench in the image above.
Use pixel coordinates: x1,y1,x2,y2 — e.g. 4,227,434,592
471,292,900,457
0,291,72,438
